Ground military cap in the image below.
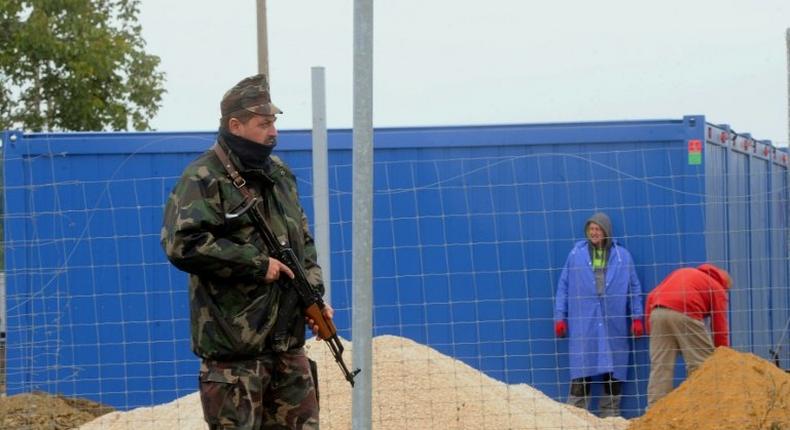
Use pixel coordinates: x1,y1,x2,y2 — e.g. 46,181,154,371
220,74,282,117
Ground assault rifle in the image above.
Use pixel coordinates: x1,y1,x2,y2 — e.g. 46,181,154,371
214,143,361,387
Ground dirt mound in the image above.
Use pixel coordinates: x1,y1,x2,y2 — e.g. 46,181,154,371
0,391,113,430
309,334,625,430
79,392,204,430
81,335,627,430
628,347,790,430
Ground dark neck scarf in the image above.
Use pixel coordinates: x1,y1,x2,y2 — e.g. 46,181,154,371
219,128,276,170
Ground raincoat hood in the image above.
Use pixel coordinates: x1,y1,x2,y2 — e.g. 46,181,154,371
585,212,613,249
697,263,731,289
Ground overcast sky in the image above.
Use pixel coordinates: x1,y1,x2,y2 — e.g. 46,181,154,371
139,0,790,146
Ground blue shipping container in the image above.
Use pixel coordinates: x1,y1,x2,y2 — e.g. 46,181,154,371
2,115,788,417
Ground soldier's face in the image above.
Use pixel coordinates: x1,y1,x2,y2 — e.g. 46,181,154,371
231,114,278,145
587,223,604,247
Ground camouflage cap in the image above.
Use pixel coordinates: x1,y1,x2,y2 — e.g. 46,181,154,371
220,74,282,117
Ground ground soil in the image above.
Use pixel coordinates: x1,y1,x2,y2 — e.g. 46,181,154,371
0,391,113,430
628,346,790,430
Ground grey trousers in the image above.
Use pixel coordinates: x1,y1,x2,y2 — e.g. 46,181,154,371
646,307,715,407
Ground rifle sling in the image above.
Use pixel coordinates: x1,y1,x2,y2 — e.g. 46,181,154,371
213,143,255,200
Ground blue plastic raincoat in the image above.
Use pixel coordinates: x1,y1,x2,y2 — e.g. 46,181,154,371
554,215,643,381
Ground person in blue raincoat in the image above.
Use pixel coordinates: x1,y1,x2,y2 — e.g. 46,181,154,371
554,212,644,418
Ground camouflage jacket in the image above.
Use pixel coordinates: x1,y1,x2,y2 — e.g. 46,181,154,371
161,138,323,360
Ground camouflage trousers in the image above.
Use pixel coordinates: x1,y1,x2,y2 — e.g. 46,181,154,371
199,348,319,430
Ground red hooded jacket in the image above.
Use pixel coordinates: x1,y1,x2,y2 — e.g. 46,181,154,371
645,264,731,347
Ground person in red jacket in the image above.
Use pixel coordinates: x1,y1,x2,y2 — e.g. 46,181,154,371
644,263,731,406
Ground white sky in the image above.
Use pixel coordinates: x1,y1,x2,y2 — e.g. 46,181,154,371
139,0,790,146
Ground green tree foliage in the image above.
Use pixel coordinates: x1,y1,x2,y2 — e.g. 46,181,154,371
0,0,166,131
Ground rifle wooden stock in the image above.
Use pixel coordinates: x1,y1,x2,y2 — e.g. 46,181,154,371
305,302,335,340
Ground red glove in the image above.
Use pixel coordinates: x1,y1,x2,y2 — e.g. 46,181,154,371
631,319,644,337
555,320,567,338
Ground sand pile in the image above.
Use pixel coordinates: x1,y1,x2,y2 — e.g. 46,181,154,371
81,335,627,430
313,335,626,430
79,392,204,430
628,346,790,430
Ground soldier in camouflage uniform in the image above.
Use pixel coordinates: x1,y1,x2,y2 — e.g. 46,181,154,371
161,74,331,430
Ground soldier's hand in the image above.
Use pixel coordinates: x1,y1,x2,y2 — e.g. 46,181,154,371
306,304,334,340
264,257,294,283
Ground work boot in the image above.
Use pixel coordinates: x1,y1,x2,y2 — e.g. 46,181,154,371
598,394,621,418
567,378,591,410
567,394,590,410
